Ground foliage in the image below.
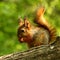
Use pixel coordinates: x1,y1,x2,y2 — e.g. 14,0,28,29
0,0,60,56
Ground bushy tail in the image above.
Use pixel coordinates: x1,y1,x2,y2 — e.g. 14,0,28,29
35,7,57,44
48,26,57,44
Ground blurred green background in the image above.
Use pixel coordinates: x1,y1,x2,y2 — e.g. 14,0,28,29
0,0,60,56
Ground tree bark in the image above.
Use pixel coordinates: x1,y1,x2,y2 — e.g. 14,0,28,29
0,36,60,60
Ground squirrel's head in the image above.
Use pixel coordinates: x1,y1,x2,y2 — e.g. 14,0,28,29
17,17,32,43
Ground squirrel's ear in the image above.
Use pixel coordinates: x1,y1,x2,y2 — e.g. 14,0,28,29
36,7,45,17
18,17,24,27
24,17,31,29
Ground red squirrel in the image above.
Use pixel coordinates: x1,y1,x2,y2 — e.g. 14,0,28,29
17,7,56,48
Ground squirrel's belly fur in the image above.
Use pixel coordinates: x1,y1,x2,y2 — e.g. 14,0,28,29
28,27,50,48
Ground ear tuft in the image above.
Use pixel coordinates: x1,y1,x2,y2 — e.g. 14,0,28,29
18,17,24,27
24,17,31,29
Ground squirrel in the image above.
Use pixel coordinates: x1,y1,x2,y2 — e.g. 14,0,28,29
17,7,57,48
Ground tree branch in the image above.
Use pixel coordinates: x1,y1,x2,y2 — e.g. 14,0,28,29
0,37,60,60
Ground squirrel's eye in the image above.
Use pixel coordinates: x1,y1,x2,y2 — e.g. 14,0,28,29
21,29,25,32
